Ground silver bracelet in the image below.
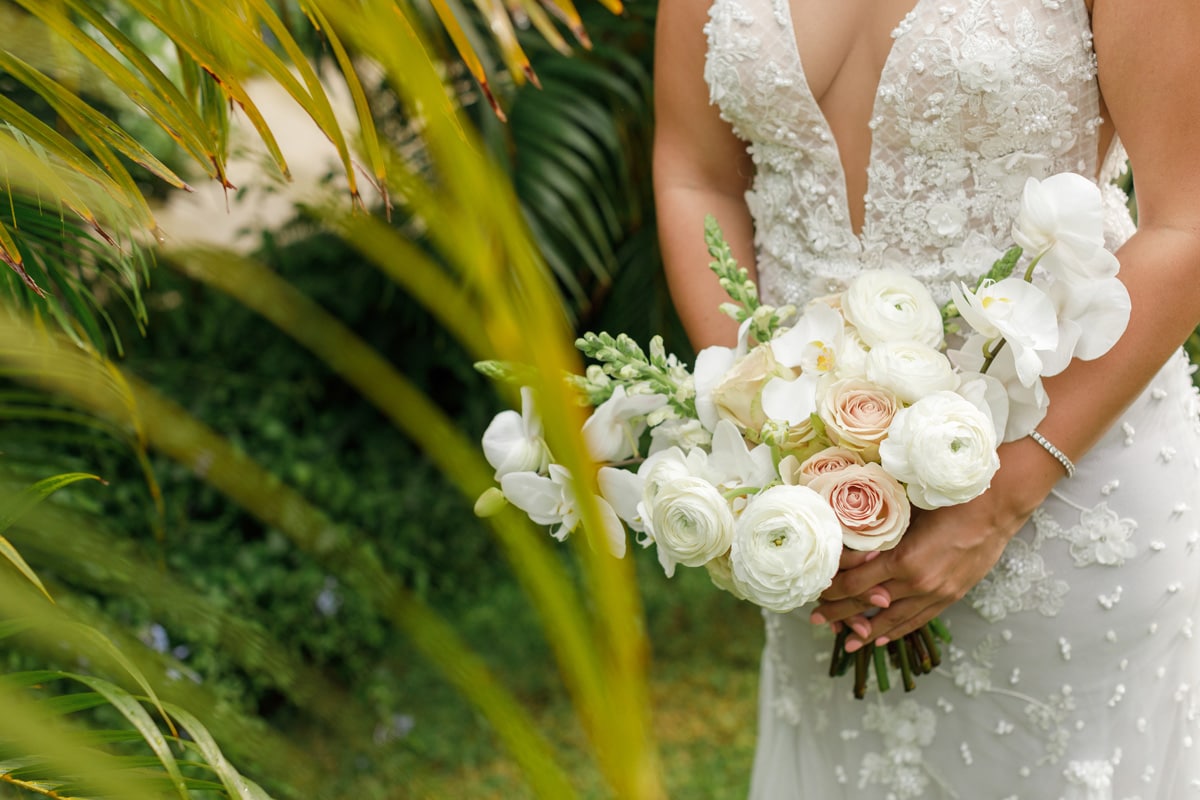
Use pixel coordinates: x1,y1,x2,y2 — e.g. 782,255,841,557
1029,429,1076,478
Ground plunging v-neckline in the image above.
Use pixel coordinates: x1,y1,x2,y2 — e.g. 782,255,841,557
779,0,925,240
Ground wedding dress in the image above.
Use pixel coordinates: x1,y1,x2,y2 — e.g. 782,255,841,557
704,1,1200,797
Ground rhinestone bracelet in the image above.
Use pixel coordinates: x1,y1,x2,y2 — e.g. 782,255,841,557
1029,429,1076,478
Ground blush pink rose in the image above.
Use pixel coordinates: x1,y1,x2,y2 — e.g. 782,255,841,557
807,462,911,551
781,446,866,486
818,378,901,461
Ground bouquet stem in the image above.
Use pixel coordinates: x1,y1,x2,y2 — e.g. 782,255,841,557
831,618,951,698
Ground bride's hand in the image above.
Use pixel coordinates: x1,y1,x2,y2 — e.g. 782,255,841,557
810,438,1063,651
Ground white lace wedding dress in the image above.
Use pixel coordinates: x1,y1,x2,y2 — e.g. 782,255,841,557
704,1,1200,797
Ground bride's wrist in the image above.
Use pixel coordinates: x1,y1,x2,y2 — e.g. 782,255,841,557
991,436,1066,522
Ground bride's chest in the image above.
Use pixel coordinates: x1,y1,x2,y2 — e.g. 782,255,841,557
704,0,1101,162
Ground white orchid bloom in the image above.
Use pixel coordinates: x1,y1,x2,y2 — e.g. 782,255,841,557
501,465,627,556
482,386,549,479
1044,276,1131,367
598,466,646,534
951,277,1058,387
582,385,667,463
769,302,844,374
692,345,737,431
759,373,820,427
707,419,776,490
1012,173,1119,283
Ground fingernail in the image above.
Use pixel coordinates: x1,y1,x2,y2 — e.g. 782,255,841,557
870,593,890,609
875,636,889,647
864,551,880,562
851,621,871,639
810,612,826,625
830,621,843,634
845,639,861,653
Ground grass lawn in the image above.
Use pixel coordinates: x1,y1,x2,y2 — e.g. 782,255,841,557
391,557,766,799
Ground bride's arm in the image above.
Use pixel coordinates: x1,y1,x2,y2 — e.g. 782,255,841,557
813,0,1200,650
653,0,756,350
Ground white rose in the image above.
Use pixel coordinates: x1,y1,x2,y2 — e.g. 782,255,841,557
842,270,945,349
648,476,736,578
879,390,1000,509
1012,173,1119,284
865,340,958,404
729,484,843,612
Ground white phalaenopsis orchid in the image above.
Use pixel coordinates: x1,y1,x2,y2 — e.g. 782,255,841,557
770,302,844,374
501,465,627,557
951,278,1059,387
1012,172,1119,283
481,386,549,479
582,385,668,462
1044,277,1132,365
692,345,737,431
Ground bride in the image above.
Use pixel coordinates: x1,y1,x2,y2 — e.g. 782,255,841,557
653,0,1200,797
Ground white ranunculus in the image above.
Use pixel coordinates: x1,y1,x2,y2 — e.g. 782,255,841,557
865,340,959,404
729,484,843,612
1012,173,1118,283
950,278,1059,387
648,476,736,578
582,385,668,463
834,327,871,379
842,270,945,349
482,386,549,478
770,302,845,374
879,391,1000,509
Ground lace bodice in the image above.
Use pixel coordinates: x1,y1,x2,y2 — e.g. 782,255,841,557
704,0,1135,308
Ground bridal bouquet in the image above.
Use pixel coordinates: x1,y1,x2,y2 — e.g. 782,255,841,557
476,172,1129,696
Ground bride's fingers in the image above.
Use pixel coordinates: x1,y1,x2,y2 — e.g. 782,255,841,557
810,586,893,627
846,598,944,652
838,549,880,571
821,556,895,601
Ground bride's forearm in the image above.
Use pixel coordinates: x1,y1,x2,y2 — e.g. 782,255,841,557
655,185,757,350
1009,225,1200,502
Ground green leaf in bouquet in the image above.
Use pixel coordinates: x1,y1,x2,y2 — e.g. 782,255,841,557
982,245,1024,285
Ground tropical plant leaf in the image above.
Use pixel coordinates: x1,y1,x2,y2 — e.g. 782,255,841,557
0,473,101,602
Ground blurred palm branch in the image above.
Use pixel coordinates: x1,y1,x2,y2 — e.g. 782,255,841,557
0,0,667,797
